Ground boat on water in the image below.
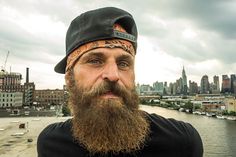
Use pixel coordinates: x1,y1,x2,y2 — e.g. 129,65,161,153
227,116,236,121
216,115,226,119
206,112,216,117
192,111,202,115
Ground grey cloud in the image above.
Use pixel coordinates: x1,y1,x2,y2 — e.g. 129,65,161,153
1,0,235,66
117,0,236,64
0,15,64,64
128,0,236,39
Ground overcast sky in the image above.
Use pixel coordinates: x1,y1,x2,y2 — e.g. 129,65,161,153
0,0,235,89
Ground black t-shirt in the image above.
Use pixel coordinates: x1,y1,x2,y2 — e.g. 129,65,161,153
37,113,203,157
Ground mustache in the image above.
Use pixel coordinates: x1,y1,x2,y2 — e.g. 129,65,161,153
84,81,129,98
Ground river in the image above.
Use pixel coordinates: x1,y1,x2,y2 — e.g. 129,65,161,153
140,105,236,157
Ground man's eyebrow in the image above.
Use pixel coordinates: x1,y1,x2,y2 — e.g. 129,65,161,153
80,51,105,59
116,54,134,61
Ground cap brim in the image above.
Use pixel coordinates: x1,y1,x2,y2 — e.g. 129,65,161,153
54,56,67,74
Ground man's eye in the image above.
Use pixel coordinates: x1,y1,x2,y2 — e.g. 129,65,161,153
88,59,103,65
118,61,129,69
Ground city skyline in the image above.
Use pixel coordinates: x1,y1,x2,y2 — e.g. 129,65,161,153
0,1,236,89
3,65,235,92
137,70,235,91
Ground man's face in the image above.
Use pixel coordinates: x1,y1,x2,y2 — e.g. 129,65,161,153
72,47,135,95
65,47,149,155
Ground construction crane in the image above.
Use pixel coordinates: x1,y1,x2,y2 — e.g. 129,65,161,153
1,51,10,72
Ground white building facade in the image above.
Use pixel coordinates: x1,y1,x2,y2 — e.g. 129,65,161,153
0,92,23,108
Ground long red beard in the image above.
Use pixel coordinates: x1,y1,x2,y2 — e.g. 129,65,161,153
67,78,150,155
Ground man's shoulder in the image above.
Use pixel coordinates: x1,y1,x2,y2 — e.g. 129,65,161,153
37,118,89,157
39,118,72,137
146,112,195,134
144,112,203,157
37,118,73,147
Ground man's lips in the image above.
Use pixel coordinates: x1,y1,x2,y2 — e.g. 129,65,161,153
100,91,119,99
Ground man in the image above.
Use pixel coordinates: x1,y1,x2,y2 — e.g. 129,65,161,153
37,7,203,157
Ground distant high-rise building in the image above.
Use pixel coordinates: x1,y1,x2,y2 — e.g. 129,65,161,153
189,80,198,95
176,78,182,95
212,75,220,94
181,66,188,95
230,74,236,93
163,81,169,95
172,82,177,95
213,75,220,90
221,75,231,93
153,81,164,94
169,83,174,95
233,80,236,95
200,75,210,94
140,84,152,94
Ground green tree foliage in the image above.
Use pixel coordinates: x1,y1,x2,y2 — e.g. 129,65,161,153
62,105,71,116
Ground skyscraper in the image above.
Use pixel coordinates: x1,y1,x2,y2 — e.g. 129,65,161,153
176,78,182,95
221,75,231,93
230,74,236,94
181,66,188,95
189,80,198,95
153,81,164,94
212,75,220,94
200,75,210,94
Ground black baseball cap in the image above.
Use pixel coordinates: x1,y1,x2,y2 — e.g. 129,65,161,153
54,7,138,74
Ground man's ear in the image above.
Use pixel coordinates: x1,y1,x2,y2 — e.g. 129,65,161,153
65,69,74,89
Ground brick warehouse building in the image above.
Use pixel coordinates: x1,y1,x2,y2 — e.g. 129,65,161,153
34,89,68,108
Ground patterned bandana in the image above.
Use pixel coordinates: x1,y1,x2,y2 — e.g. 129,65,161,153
65,24,135,72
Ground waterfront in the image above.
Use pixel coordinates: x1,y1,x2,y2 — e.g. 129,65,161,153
141,105,236,157
0,105,235,157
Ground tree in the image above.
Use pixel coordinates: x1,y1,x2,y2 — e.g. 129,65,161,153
183,101,193,112
62,105,71,116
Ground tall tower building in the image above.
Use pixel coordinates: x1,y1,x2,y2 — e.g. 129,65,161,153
212,75,220,93
153,81,164,94
176,78,182,95
230,74,236,94
221,75,231,93
200,75,210,94
189,80,198,95
181,66,188,95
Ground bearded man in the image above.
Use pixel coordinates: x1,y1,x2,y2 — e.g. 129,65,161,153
37,7,203,157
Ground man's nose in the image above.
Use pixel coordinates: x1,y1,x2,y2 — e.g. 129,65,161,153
101,62,119,82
